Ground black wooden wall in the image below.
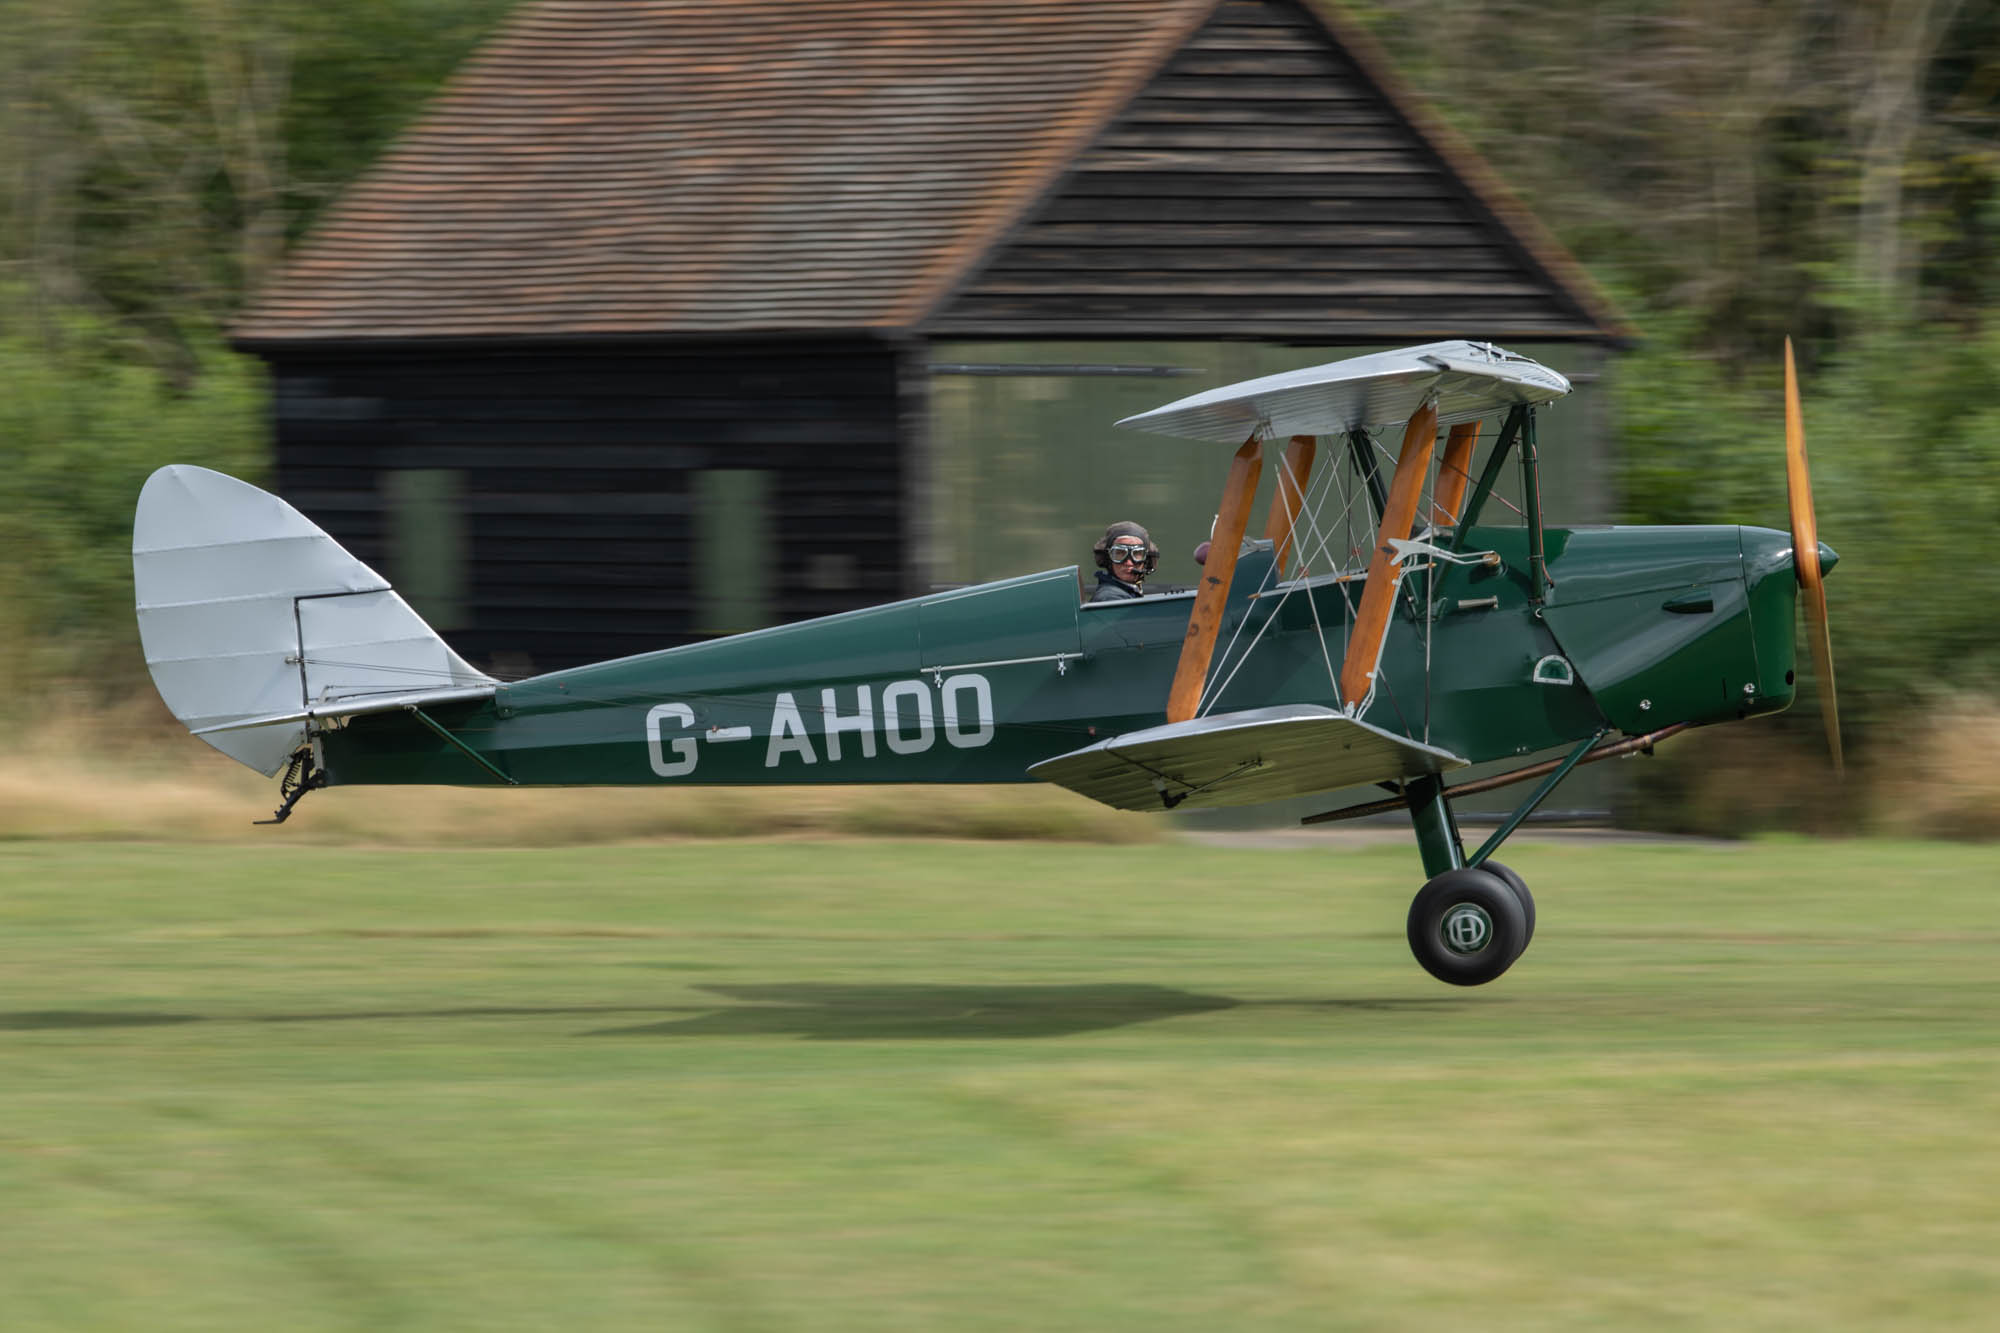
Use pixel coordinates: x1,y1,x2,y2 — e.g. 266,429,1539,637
927,0,1597,341
268,338,905,673
246,0,1616,681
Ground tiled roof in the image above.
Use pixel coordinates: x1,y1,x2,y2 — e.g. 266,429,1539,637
235,0,1620,345
236,0,1215,342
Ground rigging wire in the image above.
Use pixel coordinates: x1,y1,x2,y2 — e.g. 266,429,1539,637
1281,442,1374,710
1196,444,1320,717
1194,438,1293,717
1293,461,1350,712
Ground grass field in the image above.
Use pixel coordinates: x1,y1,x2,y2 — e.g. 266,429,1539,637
3,834,1997,1330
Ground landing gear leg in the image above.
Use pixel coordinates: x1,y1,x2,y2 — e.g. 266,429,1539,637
1402,776,1535,984
1403,775,1465,878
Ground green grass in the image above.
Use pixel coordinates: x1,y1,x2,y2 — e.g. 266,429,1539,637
2,835,1996,1330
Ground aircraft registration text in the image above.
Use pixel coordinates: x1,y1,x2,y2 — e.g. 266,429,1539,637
645,674,995,778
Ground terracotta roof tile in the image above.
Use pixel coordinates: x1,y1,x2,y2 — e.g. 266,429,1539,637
237,0,1214,342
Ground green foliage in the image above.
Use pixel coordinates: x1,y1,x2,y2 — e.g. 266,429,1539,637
1615,311,2000,720
1611,310,1785,529
1810,320,2000,700
0,296,266,704
0,0,516,342
0,0,514,712
283,1,524,229
1355,0,2000,359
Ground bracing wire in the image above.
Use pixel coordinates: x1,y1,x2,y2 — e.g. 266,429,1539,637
1197,445,1323,717
1296,465,1353,710
1278,444,1377,711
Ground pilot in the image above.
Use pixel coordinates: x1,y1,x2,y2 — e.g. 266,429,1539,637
1089,521,1157,602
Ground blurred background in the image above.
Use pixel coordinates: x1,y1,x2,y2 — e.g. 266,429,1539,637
4,12,1998,1325
1,0,1996,837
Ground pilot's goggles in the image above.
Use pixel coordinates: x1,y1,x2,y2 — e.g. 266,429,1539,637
1108,542,1149,564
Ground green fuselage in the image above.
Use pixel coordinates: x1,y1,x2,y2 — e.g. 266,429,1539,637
317,523,1805,795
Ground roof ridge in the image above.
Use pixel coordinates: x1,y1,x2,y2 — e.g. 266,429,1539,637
888,0,1224,329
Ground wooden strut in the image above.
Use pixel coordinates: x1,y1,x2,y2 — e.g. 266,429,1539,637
1263,434,1317,577
1336,401,1438,709
1167,433,1263,724
1446,405,1526,553
1430,420,1481,527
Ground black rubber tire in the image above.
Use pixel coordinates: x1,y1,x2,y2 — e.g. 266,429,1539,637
1406,867,1529,986
1480,860,1536,957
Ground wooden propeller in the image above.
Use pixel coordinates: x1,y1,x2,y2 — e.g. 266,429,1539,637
1784,338,1842,776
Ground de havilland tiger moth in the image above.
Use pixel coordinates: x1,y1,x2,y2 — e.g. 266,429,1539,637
133,339,1841,985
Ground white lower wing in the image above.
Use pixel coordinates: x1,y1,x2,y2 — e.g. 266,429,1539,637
1029,705,1466,811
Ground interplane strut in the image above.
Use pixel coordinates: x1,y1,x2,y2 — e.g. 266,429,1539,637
1166,433,1263,724
1263,435,1318,578
1337,401,1438,710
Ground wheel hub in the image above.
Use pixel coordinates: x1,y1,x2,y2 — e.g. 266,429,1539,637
1441,903,1492,954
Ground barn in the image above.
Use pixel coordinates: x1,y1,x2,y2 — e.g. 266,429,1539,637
234,0,1623,675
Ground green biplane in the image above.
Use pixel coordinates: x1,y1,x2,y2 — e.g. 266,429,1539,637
134,339,1839,986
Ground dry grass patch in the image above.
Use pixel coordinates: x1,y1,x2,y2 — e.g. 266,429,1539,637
1617,695,2000,841
1877,694,2000,839
0,709,1158,846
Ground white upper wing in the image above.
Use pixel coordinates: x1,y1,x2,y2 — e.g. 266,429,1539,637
1116,340,1571,443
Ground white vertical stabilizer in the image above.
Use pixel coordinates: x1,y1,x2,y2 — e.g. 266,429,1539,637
133,465,495,775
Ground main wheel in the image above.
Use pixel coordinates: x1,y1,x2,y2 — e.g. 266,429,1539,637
1480,860,1536,958
1406,867,1529,986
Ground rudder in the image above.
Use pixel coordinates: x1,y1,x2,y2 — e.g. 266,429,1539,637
133,465,494,775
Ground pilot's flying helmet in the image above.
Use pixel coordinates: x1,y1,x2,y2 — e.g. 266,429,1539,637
1093,520,1159,575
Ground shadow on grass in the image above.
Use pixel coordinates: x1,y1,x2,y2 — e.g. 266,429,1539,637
586,984,1465,1040
1,989,1465,1041
575,984,1230,1040
0,1006,688,1031
0,1011,207,1029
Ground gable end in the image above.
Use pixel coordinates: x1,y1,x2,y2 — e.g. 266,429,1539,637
925,0,1618,343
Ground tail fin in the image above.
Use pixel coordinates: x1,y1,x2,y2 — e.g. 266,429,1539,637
133,465,495,775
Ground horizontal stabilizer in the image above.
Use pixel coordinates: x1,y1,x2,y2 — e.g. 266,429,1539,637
1028,705,1466,811
189,684,499,737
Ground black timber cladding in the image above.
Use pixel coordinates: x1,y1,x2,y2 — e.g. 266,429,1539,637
270,340,903,673
241,0,1622,672
927,0,1603,341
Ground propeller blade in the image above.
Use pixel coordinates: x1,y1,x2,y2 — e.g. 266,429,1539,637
1784,339,1821,590
1784,338,1842,775
1804,575,1842,776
